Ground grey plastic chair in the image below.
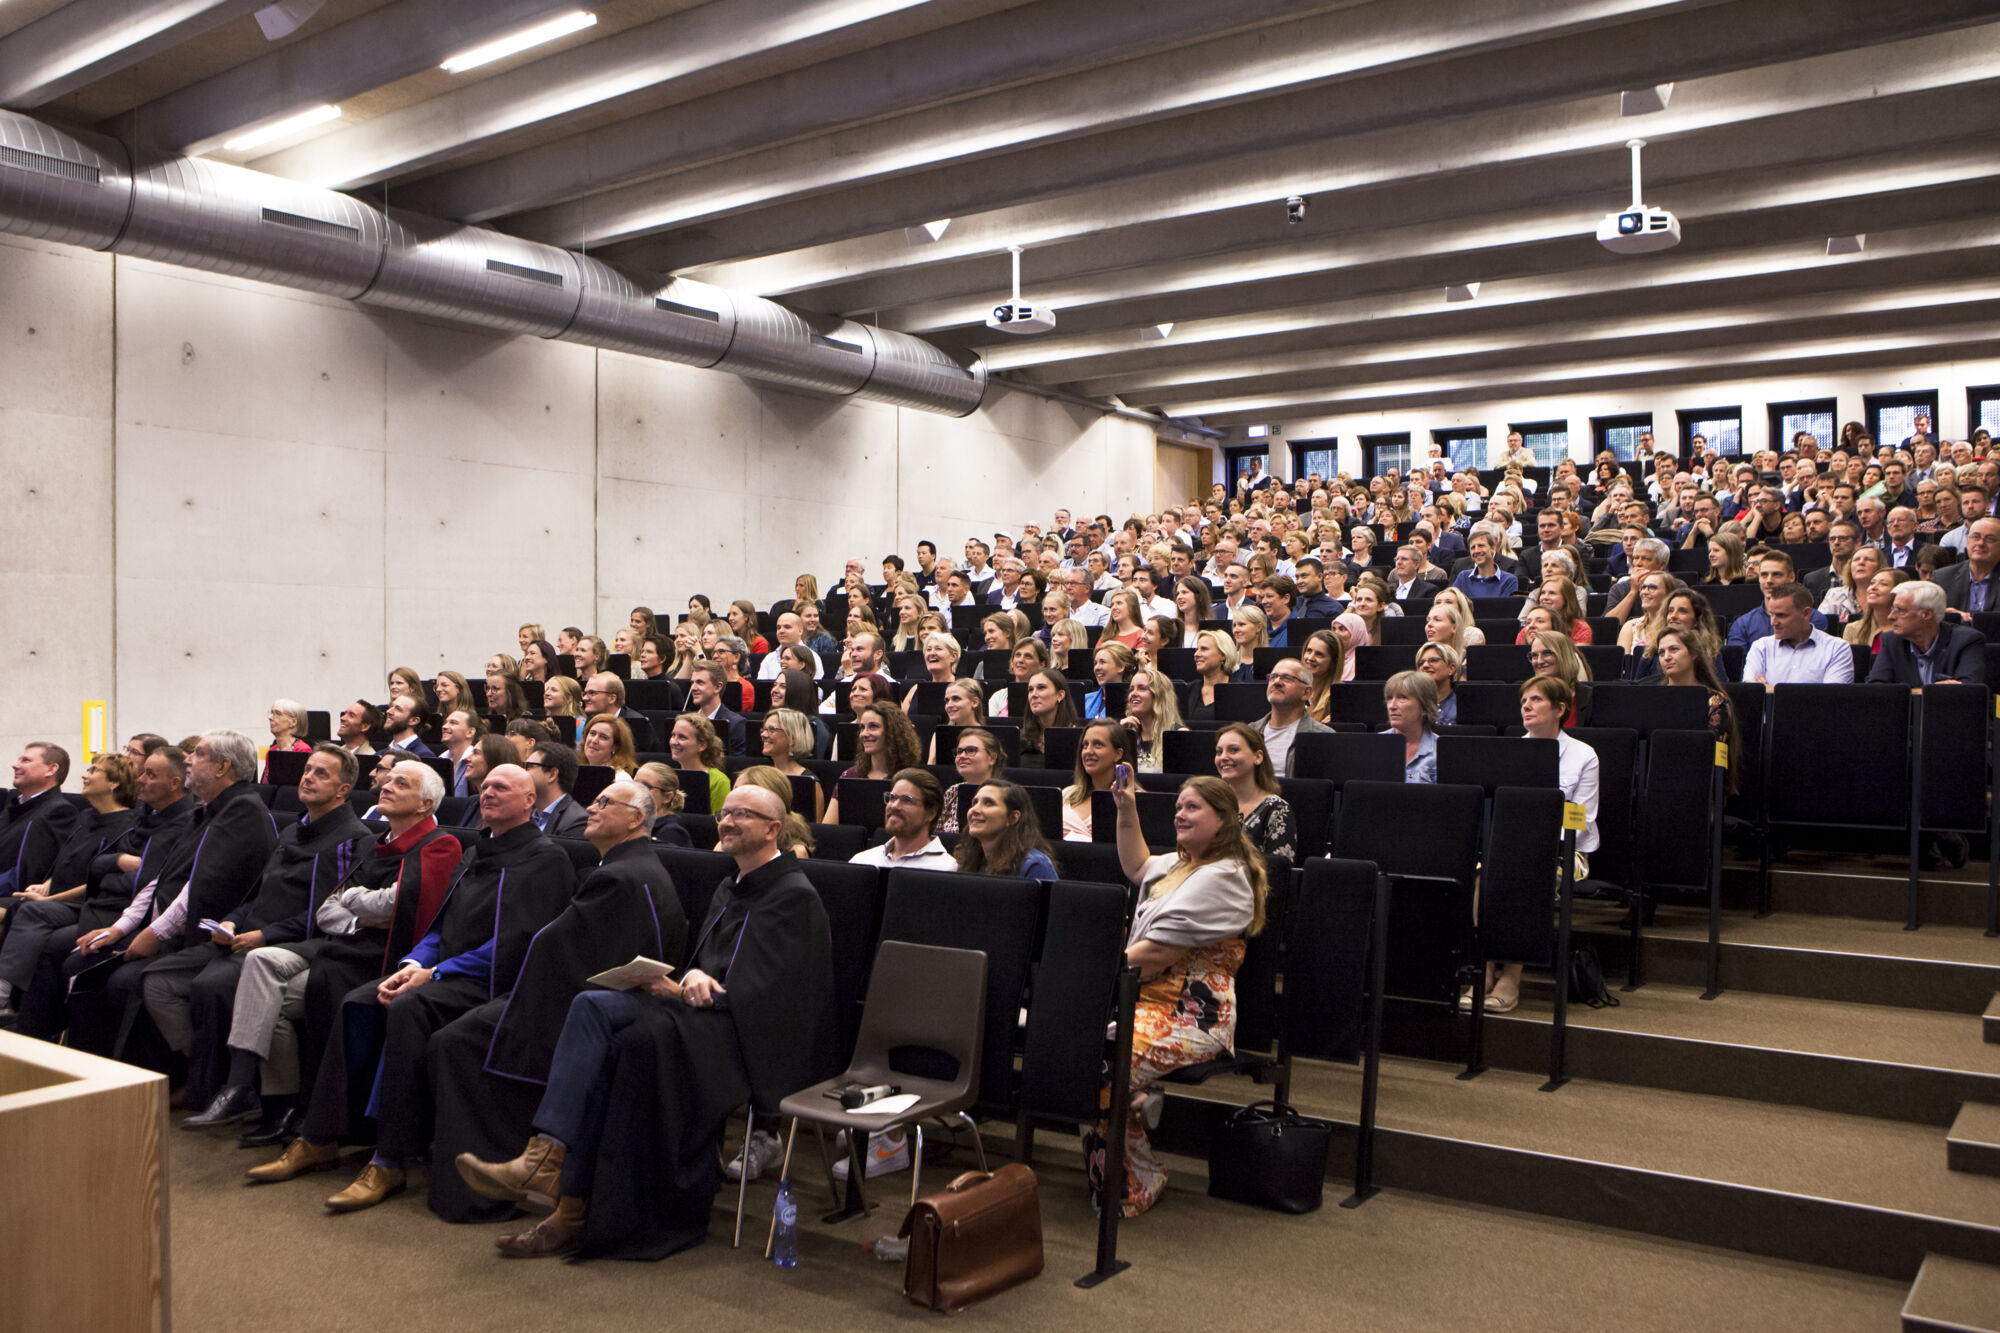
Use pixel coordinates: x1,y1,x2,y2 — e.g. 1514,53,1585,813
769,940,989,1246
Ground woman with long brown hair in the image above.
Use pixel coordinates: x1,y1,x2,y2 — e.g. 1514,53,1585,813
1092,769,1267,1217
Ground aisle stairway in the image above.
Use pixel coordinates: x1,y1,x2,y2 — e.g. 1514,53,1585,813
1149,852,2000,1323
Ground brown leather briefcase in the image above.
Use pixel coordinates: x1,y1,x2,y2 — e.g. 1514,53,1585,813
898,1165,1044,1313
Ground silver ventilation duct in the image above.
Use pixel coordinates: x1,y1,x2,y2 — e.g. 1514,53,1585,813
0,110,985,416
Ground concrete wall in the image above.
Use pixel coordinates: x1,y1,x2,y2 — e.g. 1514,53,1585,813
0,235,1153,776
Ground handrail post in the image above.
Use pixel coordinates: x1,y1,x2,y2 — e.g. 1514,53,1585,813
1907,689,1925,932
1701,759,1727,1000
1076,965,1138,1289
1342,869,1390,1209
1541,828,1577,1092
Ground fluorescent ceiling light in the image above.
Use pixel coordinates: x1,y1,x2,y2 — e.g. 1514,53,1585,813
1445,283,1481,302
1826,234,1867,255
223,104,341,153
441,11,597,73
904,218,952,245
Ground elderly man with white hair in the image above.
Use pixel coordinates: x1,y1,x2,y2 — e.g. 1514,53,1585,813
1867,580,1988,685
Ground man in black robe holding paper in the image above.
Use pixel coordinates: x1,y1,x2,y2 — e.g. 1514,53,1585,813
457,783,832,1260
248,764,573,1209
427,777,685,1222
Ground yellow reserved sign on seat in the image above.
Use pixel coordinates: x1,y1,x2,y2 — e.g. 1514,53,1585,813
1562,801,1587,831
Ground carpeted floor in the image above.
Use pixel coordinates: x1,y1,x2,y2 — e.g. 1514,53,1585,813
167,1126,1903,1332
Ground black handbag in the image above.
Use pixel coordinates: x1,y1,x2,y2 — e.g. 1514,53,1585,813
1567,945,1620,1008
1206,1100,1333,1214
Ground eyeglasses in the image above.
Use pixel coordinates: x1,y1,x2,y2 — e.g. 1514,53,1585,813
715,807,779,823
588,796,638,812
521,760,552,770
955,744,988,756
882,793,921,809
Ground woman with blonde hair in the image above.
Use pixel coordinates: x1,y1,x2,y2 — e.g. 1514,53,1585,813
925,678,987,763
1123,667,1185,773
902,631,964,713
757,707,826,819
517,623,545,655
1517,573,1591,644
1185,629,1239,721
542,676,583,717
1616,570,1677,672
889,592,927,653
386,667,422,702
1091,770,1268,1217
1423,600,1473,652
1414,642,1464,726
432,670,474,719
1845,567,1913,651
1046,617,1090,669
666,621,703,679
1526,629,1591,725
667,713,730,814
579,714,638,779
1431,587,1487,645
1229,605,1269,677
633,762,691,845
792,574,820,613
1084,642,1139,719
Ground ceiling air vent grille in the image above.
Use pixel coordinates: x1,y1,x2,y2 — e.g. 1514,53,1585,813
260,206,358,239
655,297,721,322
0,144,99,184
486,257,563,286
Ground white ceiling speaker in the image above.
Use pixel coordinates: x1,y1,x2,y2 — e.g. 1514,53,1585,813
1826,234,1867,255
1596,138,1680,254
986,244,1056,334
1445,282,1480,302
254,0,325,40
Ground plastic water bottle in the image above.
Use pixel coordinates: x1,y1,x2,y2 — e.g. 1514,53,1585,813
772,1181,799,1268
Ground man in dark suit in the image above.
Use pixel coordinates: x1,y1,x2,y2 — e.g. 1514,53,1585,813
685,664,747,757
1386,546,1441,606
382,696,436,759
1879,506,1931,572
1935,518,2000,618
526,742,589,837
1,742,80,899
1802,521,1862,603
1867,581,1987,684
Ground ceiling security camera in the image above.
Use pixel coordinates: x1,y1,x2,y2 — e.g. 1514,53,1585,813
1285,195,1308,225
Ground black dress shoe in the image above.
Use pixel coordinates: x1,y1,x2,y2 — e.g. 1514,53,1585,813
183,1084,261,1131
238,1106,302,1150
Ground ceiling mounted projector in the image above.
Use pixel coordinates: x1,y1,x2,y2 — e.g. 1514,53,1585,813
1596,138,1680,254
987,244,1056,334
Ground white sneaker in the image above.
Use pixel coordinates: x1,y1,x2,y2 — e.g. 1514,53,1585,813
724,1129,782,1181
831,1131,909,1180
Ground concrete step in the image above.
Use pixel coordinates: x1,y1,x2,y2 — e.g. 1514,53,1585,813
1445,980,2000,1126
1903,1253,2000,1331
1986,994,2000,1044
1720,855,1997,928
1155,1053,2000,1282
1577,902,2000,1014
1950,1102,2000,1177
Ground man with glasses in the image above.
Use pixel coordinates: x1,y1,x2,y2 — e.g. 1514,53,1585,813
1063,569,1112,628
429,779,687,1223
1805,520,1863,603
524,742,588,836
1253,661,1331,778
849,769,954,870
251,764,574,1211
1868,580,1987,686
1937,517,2000,617
458,783,833,1260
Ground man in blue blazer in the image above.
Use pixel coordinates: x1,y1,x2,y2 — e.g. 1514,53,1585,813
1866,581,1987,684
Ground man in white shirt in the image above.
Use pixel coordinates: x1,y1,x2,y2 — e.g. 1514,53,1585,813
1130,567,1177,621
1202,537,1241,582
1060,570,1112,627
754,611,823,679
930,569,978,613
1220,562,1254,619
848,771,955,871
1745,584,1855,688
962,539,995,595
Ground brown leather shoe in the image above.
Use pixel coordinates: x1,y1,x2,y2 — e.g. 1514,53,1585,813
324,1162,406,1213
456,1134,564,1211
496,1196,586,1258
245,1137,340,1184
494,1192,584,1256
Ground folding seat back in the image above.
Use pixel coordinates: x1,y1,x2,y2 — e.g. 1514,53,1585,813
1642,729,1720,892
1566,726,1639,893
1355,645,1418,680
1482,786,1565,967
880,869,1044,1116
1018,880,1129,1122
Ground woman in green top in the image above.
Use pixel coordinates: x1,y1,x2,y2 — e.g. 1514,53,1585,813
668,713,731,814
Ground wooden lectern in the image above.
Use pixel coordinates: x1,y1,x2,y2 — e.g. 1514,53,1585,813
0,1031,169,1332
